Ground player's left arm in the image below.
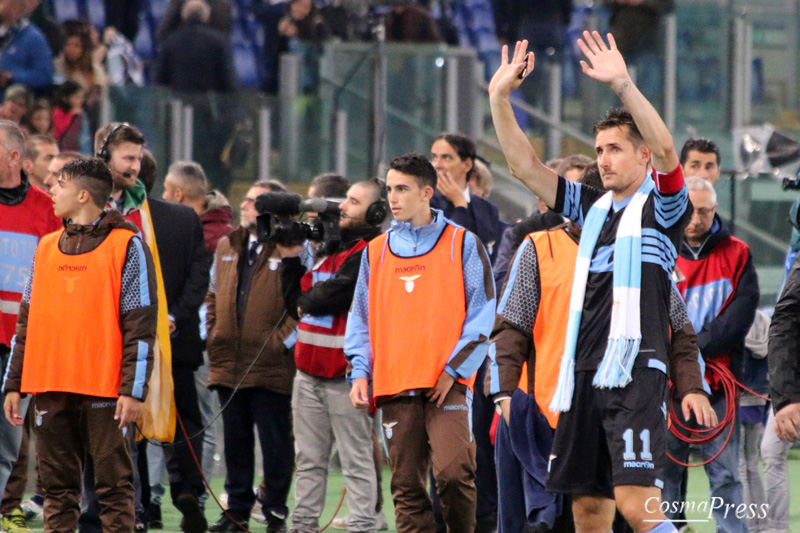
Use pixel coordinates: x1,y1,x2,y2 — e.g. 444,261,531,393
444,232,496,381
578,30,680,174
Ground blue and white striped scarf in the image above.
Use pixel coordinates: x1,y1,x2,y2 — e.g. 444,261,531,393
550,176,655,413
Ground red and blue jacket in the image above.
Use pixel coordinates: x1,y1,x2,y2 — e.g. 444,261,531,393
676,216,759,389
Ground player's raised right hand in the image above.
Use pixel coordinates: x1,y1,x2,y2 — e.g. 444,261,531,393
488,41,534,100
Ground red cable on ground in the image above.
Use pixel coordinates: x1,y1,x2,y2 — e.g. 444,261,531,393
176,410,254,533
319,488,348,532
667,359,770,467
176,410,348,532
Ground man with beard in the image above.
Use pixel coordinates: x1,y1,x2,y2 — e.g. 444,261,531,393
276,179,387,533
95,122,210,533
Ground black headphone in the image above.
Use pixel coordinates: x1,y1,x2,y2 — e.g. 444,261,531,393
96,123,128,161
364,177,389,226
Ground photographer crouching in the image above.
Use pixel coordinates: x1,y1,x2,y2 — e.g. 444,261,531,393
277,179,387,533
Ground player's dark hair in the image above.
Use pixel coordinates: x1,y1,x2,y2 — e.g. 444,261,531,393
60,157,113,208
389,152,437,189
593,107,645,147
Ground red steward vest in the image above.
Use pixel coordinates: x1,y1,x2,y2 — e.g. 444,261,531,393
367,224,474,398
0,186,61,346
295,240,368,378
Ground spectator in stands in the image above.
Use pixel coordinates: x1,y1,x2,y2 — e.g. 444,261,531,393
665,177,759,533
205,180,296,533
21,133,57,190
159,0,232,43
20,99,51,136
385,5,441,43
52,81,91,154
0,85,28,124
680,137,722,186
155,0,235,93
493,0,571,107
251,0,287,94
278,0,330,92
54,21,107,91
42,150,85,192
99,27,145,87
278,0,330,45
0,0,53,92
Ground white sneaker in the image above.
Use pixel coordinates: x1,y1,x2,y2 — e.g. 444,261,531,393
331,511,388,531
331,515,349,530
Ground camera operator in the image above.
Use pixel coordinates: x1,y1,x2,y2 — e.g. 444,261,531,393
205,180,298,533
277,179,387,533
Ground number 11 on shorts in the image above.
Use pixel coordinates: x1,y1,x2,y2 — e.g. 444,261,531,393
622,428,652,461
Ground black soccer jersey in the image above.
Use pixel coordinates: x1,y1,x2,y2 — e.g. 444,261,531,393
552,167,692,372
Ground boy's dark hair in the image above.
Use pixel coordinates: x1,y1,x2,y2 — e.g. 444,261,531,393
61,158,114,208
309,173,349,198
579,162,604,190
93,122,146,159
433,132,477,181
680,138,721,166
389,152,437,189
593,107,645,147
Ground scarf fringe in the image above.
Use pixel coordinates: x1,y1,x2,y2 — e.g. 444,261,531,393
549,355,575,413
593,337,641,388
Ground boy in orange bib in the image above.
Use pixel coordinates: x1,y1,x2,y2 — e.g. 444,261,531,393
3,158,157,533
346,153,496,532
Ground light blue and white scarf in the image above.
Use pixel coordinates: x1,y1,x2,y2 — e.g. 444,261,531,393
550,176,655,413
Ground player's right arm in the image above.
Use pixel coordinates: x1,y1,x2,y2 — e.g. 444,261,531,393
489,41,559,209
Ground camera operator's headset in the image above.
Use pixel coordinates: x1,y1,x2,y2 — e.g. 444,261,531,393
364,177,389,225
96,123,130,161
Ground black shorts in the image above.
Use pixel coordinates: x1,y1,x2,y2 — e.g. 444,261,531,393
545,367,668,498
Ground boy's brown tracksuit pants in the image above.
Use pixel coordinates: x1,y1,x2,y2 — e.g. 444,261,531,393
380,384,477,533
34,392,135,533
